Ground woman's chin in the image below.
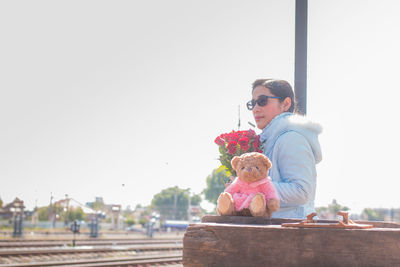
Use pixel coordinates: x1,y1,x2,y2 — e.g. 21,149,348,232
256,122,266,130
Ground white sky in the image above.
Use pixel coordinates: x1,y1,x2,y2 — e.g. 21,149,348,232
1,0,400,214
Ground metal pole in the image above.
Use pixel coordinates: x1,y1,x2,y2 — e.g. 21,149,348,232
295,0,308,115
187,189,191,223
173,191,177,220
237,105,241,130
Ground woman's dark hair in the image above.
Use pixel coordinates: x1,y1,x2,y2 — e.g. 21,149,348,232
252,79,296,113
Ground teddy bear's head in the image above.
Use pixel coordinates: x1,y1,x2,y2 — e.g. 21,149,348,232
231,152,271,183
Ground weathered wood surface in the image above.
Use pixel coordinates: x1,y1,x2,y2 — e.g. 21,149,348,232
183,216,400,267
202,215,400,228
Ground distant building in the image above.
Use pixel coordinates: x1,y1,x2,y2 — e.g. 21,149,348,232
109,204,122,230
0,198,25,220
85,197,123,229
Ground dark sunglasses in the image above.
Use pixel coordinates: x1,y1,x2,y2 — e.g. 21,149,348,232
246,95,281,110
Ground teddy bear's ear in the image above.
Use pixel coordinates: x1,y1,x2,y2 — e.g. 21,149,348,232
260,154,272,170
231,156,241,171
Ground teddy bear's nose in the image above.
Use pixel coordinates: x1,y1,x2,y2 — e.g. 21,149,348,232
246,167,253,172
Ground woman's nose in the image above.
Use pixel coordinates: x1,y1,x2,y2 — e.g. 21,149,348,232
252,110,260,118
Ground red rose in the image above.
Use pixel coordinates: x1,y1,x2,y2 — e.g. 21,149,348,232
238,131,247,138
223,133,230,143
227,141,238,155
229,132,239,142
238,137,249,150
253,135,260,150
214,136,225,146
247,129,256,138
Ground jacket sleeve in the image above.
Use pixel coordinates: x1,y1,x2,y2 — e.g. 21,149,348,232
271,131,316,205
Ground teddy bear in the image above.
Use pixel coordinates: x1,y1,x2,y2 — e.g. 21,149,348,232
217,152,280,217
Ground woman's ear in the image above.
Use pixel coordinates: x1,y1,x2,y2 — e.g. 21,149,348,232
282,97,292,112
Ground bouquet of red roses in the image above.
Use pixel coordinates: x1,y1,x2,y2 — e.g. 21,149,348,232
214,129,262,180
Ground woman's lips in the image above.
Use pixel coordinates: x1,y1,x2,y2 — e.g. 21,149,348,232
254,116,264,121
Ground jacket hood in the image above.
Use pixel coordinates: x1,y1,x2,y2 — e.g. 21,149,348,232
260,112,323,163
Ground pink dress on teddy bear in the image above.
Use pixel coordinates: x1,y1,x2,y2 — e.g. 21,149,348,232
225,176,278,212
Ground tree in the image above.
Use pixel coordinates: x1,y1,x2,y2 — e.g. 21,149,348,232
37,206,62,221
123,206,136,226
203,169,229,205
90,198,106,211
37,205,85,222
0,197,3,208
328,199,349,214
151,186,201,220
315,199,350,219
138,217,147,227
362,208,386,221
61,207,86,222
37,206,50,221
125,218,135,226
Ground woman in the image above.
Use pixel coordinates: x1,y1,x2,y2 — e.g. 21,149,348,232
247,79,322,219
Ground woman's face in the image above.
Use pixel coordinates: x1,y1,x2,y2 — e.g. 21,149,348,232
252,85,287,129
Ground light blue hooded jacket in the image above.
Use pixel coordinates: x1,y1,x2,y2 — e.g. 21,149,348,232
260,112,322,219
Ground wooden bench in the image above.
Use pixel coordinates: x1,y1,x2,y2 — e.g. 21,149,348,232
183,215,400,266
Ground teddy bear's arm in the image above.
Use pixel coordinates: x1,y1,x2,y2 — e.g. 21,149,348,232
225,180,240,194
260,181,279,201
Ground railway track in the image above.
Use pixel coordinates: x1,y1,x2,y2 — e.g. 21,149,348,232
0,238,183,267
0,238,182,248
0,253,182,267
0,237,179,242
0,243,182,256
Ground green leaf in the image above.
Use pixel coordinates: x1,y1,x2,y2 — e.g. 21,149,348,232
216,165,228,174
